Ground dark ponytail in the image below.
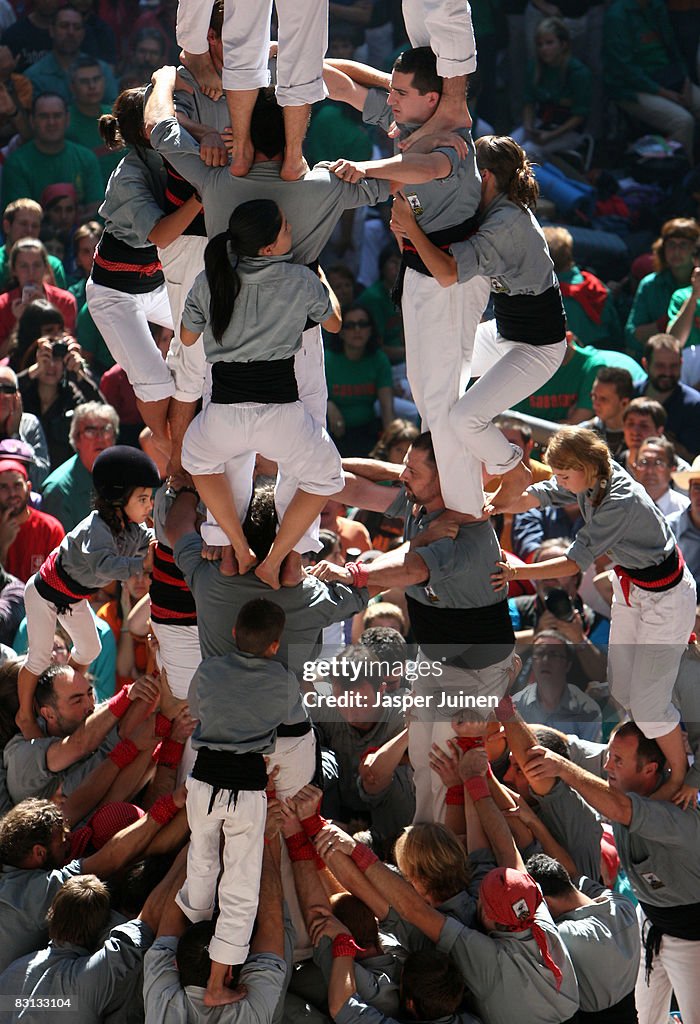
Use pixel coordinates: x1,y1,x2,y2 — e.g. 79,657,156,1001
204,199,283,344
99,87,148,151
476,135,539,211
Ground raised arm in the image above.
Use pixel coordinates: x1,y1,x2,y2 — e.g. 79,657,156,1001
145,65,177,134
525,745,633,825
460,748,525,871
325,58,391,92
390,192,457,286
251,836,285,959
331,151,453,186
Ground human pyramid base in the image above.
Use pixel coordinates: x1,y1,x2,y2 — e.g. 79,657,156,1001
1,0,699,1022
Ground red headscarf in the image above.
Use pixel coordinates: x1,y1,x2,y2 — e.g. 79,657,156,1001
479,868,563,990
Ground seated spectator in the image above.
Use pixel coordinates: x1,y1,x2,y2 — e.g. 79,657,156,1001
40,400,118,530
325,263,358,312
635,333,700,460
0,455,64,582
511,18,592,163
18,336,104,470
65,0,117,68
9,298,66,372
632,435,690,518
513,631,603,742
578,367,634,458
0,0,60,73
0,239,77,356
326,304,394,456
0,365,50,488
120,27,167,87
616,396,672,474
669,457,700,594
544,227,624,351
320,498,371,559
1,93,103,219
0,199,67,292
40,183,79,276
0,45,32,146
129,12,176,68
625,218,700,357
68,221,100,303
603,0,700,161
358,242,405,366
667,238,700,351
67,55,122,187
24,4,117,106
511,500,584,562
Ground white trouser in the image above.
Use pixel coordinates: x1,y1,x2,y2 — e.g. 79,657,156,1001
151,620,202,785
458,320,566,474
200,325,329,552
85,280,175,403
619,84,700,160
402,0,477,77
175,0,210,53
635,906,700,1024
160,235,208,403
608,567,697,738
409,651,513,823
401,269,490,514
182,402,343,553
221,0,327,105
176,779,267,965
24,576,103,675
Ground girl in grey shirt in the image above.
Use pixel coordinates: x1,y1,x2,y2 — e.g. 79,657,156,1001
180,199,344,589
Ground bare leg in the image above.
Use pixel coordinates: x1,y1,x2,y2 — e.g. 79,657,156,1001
255,489,327,589
192,472,257,574
399,75,471,152
181,49,223,100
16,664,42,740
485,461,533,515
167,399,198,476
136,397,171,461
280,103,310,181
203,961,245,1007
225,87,258,177
651,724,687,802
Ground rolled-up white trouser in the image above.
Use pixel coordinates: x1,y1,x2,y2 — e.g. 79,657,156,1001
182,401,344,553
454,320,566,475
402,0,477,77
402,269,490,515
409,650,514,823
23,576,103,676
635,906,700,1024
221,0,327,105
176,780,266,965
175,0,210,53
608,567,697,739
151,620,202,785
85,279,175,403
160,235,208,403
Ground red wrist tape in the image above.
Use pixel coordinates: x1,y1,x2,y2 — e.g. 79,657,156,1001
285,831,315,861
345,561,370,589
300,812,326,838
446,784,465,805
332,934,363,959
107,686,131,719
350,843,378,872
108,738,139,768
155,713,172,738
495,695,516,723
156,737,184,768
149,793,179,825
464,776,490,802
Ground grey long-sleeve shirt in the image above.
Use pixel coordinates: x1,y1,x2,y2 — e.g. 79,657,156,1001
98,148,166,249
58,510,153,588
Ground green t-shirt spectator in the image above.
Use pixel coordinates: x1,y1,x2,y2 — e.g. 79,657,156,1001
524,57,592,126
559,266,624,351
603,0,687,100
358,279,404,355
325,347,393,428
0,244,66,291
625,268,683,357
67,104,124,187
667,286,700,348
25,53,117,106
305,102,373,166
1,139,103,211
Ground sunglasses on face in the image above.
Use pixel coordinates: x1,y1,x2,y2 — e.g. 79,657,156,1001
0,383,17,394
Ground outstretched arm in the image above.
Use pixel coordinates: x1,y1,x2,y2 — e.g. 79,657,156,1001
525,745,633,825
145,65,177,134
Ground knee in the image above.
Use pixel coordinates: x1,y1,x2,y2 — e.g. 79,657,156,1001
449,397,485,435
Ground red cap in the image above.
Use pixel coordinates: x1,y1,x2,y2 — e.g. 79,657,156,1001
40,182,78,208
0,459,28,479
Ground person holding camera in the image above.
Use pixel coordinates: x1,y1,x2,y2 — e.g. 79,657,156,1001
18,336,104,471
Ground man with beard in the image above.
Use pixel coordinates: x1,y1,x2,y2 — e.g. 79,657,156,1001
310,431,515,824
0,458,63,582
634,334,700,461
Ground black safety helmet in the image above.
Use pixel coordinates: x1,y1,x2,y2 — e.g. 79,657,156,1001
92,445,161,504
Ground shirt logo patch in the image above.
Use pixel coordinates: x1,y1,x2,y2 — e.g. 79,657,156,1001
640,872,665,890
511,898,530,920
406,193,424,217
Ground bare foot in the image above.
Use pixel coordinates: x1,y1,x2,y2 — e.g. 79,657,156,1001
485,461,532,516
234,545,258,575
219,545,238,576
16,711,42,740
398,99,471,152
229,136,254,177
280,551,303,587
255,557,281,589
280,151,309,181
201,542,224,562
180,50,223,100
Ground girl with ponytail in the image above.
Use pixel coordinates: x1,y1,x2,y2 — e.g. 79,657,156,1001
86,88,204,458
390,134,567,512
179,199,344,590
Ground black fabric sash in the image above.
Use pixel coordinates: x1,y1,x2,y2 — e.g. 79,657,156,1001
577,990,637,1023
211,357,298,404
493,286,567,346
640,900,700,982
192,747,267,813
391,214,479,303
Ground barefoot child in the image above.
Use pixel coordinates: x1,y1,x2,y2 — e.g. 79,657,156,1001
180,198,344,589
16,447,161,739
390,135,567,512
492,427,697,802
175,598,292,1005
